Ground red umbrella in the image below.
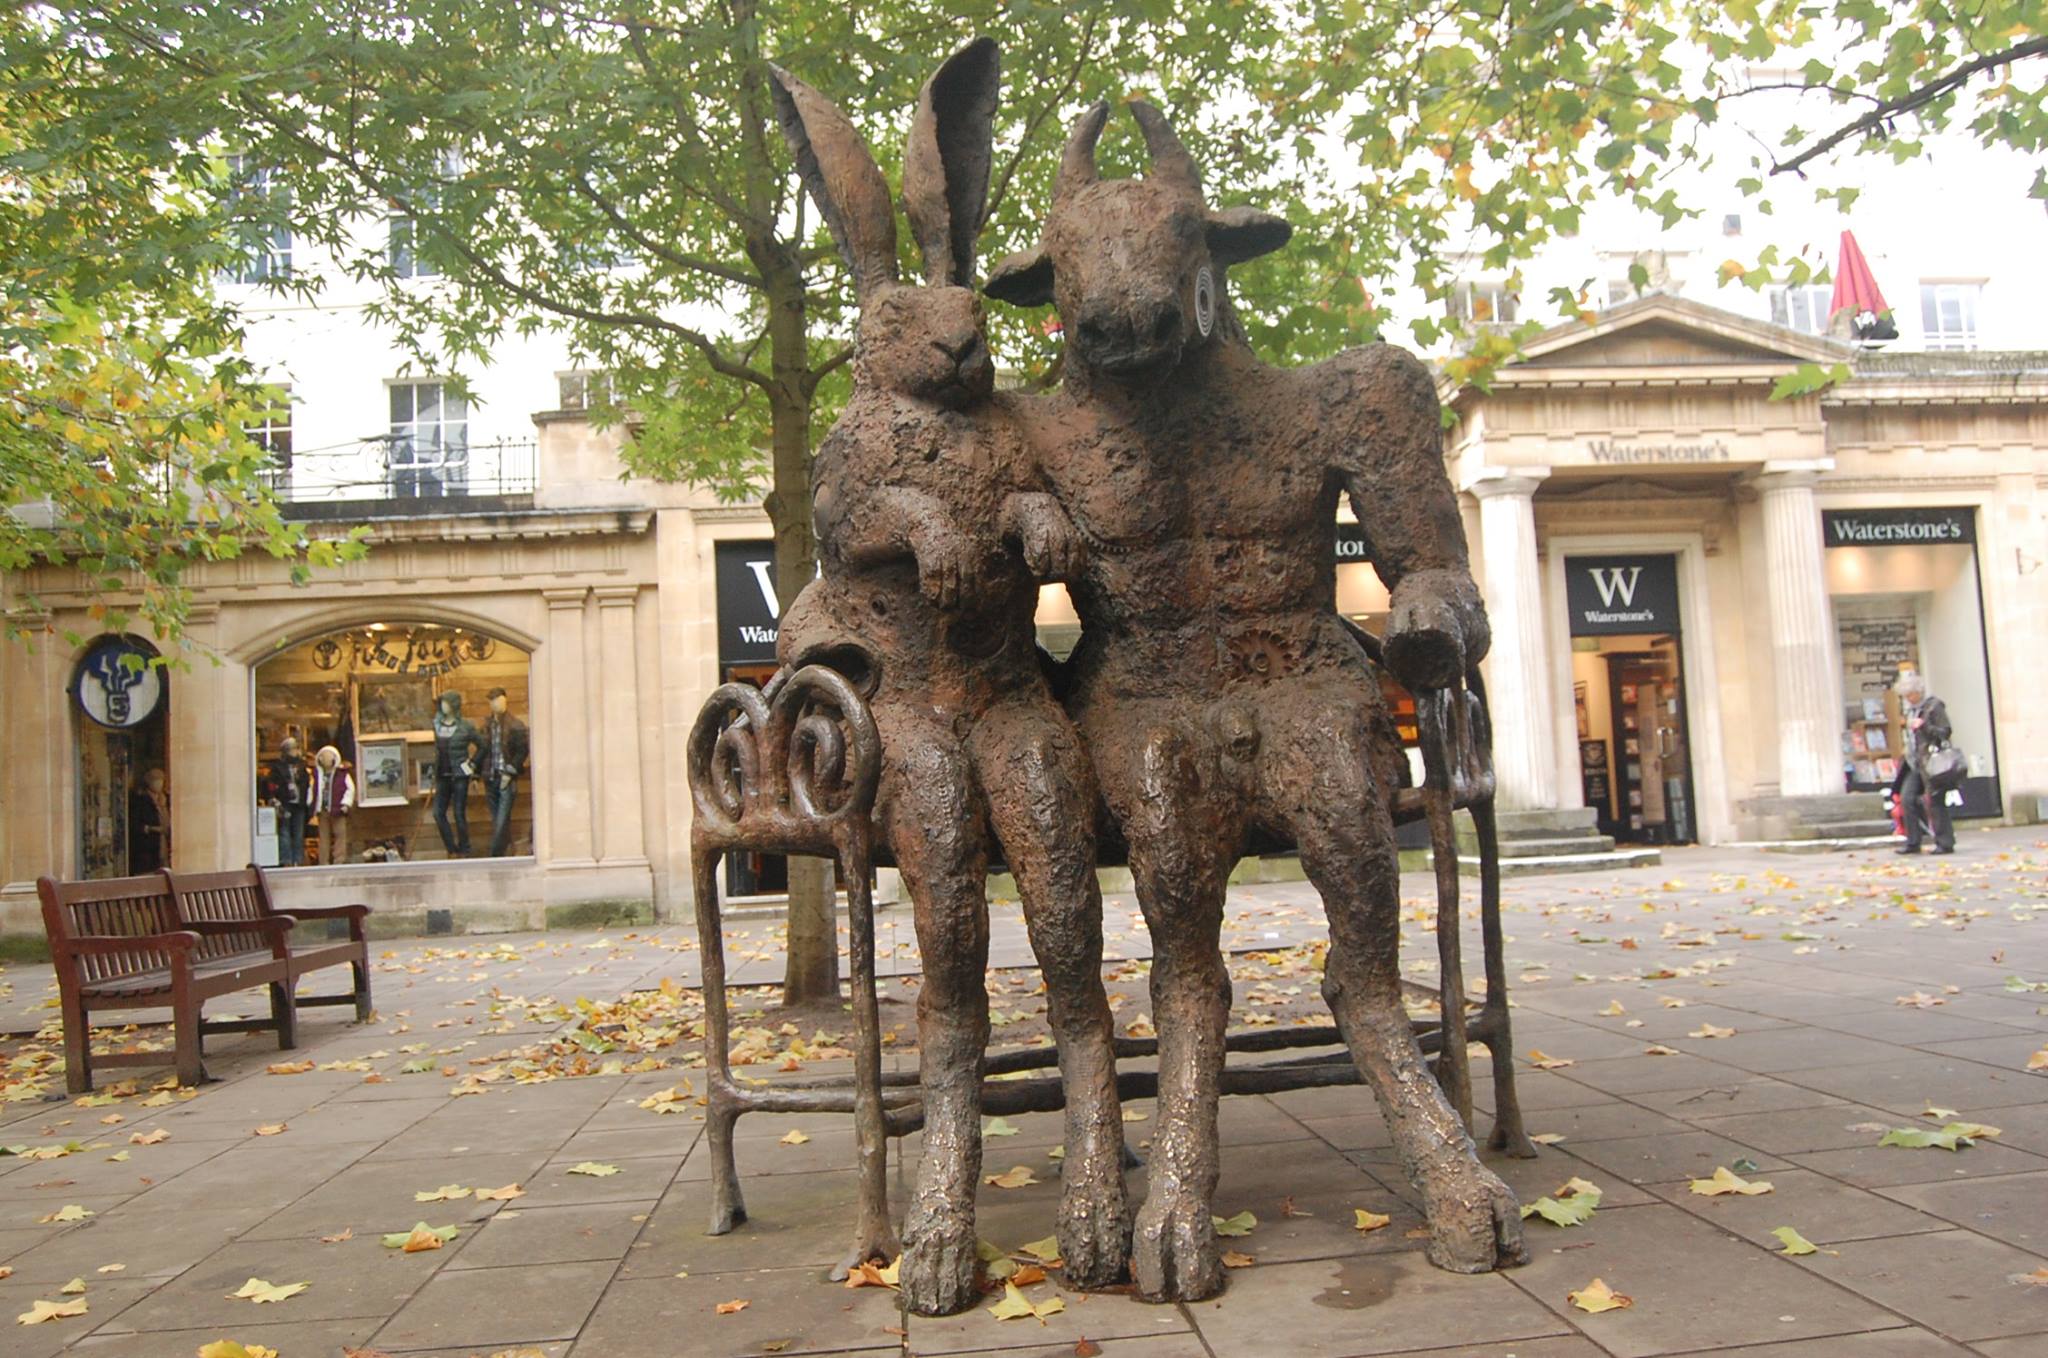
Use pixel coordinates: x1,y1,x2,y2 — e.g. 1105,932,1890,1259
1830,230,1890,322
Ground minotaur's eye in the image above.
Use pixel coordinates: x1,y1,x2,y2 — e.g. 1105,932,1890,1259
1193,266,1215,338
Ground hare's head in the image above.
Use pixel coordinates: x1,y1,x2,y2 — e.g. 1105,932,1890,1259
769,38,1000,410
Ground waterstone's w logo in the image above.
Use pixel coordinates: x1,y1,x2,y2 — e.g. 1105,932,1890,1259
1587,566,1642,608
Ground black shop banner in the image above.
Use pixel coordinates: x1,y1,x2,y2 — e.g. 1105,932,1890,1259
1565,553,1682,636
714,540,780,666
1821,506,1975,548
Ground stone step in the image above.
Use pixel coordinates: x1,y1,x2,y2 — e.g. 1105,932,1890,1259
1760,834,1900,855
1427,845,1662,877
1462,833,1618,859
1776,818,1897,841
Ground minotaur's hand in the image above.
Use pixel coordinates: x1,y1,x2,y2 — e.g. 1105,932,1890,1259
1384,568,1491,692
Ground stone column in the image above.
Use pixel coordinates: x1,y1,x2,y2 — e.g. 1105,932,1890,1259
593,586,647,864
542,588,595,865
1468,473,1559,811
1755,466,1842,796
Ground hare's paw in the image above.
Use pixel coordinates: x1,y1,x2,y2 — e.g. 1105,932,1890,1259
899,1209,981,1316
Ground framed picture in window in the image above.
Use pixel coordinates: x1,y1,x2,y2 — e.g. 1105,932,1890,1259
357,737,410,807
411,746,438,797
357,675,436,736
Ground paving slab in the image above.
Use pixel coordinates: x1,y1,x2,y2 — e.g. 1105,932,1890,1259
1804,1229,2048,1342
1877,1169,2048,1252
572,1268,904,1357
371,1257,615,1350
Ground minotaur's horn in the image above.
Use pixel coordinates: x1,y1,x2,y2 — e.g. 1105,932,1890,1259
1055,100,1109,201
1128,99,1200,192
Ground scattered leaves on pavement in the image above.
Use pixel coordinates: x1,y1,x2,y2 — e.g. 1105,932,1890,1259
1569,1278,1633,1313
231,1279,308,1304
414,1184,470,1202
988,1280,1064,1323
16,1297,89,1325
383,1223,459,1252
1521,1177,1604,1226
1690,1167,1773,1196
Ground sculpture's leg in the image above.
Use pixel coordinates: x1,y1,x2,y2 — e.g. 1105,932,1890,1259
1424,777,1473,1130
886,723,994,1318
1471,797,1537,1157
1270,692,1525,1275
1114,721,1233,1304
692,840,746,1235
833,821,902,1279
973,698,1129,1289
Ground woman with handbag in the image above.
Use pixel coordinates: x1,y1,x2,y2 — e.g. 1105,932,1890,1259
1895,673,1959,855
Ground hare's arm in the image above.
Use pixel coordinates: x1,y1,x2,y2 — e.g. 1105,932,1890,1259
831,484,951,568
998,491,1084,583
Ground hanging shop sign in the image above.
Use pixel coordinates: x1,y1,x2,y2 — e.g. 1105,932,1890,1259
715,540,781,667
1820,506,1975,547
1564,554,1682,636
309,629,497,676
72,636,164,729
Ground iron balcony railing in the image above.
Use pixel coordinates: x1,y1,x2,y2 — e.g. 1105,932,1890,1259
267,436,537,509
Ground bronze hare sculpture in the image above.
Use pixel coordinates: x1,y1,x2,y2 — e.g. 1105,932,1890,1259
767,39,1130,1316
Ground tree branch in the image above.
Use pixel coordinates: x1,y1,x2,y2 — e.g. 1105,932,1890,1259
985,11,1100,226
568,173,762,288
1771,35,2048,176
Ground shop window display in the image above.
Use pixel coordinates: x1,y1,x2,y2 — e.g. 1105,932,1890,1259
252,624,533,864
1824,508,2000,818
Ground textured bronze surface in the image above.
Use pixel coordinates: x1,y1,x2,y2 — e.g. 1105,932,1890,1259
689,39,1532,1318
768,40,1128,1314
984,98,1526,1300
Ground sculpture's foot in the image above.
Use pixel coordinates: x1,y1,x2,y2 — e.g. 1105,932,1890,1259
1131,1187,1223,1303
1056,1158,1132,1289
830,1217,901,1283
705,1193,746,1237
899,1209,981,1316
1488,1118,1541,1160
1420,1160,1526,1274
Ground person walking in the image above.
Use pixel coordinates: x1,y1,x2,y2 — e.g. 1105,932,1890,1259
1894,673,1956,855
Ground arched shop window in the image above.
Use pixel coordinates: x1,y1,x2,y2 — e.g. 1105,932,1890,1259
252,623,533,866
72,634,171,879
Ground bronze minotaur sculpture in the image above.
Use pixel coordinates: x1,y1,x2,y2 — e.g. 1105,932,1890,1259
766,40,1130,1314
688,39,1528,1319
983,99,1525,1300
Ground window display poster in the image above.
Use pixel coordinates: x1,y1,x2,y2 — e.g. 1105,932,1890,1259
358,737,409,806
358,676,437,734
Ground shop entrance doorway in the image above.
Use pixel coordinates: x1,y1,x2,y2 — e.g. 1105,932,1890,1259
71,635,171,878
1565,554,1696,846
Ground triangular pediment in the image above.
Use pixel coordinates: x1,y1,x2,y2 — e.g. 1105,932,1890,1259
1512,294,1851,369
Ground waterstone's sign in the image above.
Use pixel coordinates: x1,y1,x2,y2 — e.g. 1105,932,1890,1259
1821,506,1975,547
1565,553,1682,636
1585,439,1732,465
714,540,780,667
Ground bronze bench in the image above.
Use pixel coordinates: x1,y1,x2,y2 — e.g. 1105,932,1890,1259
687,635,1532,1276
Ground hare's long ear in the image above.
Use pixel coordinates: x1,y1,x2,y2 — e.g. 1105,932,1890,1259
766,62,897,299
902,36,998,287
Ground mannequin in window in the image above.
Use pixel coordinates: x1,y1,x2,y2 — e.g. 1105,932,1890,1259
313,744,356,866
268,737,312,866
480,687,529,857
128,766,170,874
430,692,481,857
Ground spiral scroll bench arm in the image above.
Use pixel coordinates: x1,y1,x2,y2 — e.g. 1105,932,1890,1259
686,666,897,1279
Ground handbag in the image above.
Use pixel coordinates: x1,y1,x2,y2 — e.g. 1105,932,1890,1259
1922,742,1967,790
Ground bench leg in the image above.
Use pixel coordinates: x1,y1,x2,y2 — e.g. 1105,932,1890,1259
694,841,747,1236
61,990,93,1095
351,957,373,1022
270,979,299,1050
174,993,208,1087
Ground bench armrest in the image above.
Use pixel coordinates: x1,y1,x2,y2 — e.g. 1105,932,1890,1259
279,904,370,940
62,930,200,957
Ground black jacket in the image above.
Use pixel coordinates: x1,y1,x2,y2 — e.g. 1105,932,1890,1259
268,755,311,808
1905,695,1952,774
481,712,529,783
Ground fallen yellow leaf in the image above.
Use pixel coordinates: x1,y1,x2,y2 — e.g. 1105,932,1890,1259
1568,1277,1633,1313
1221,1249,1254,1268
1353,1209,1391,1233
1689,1166,1773,1197
715,1299,750,1315
988,1280,1065,1323
1687,1023,1734,1039
566,1162,621,1177
197,1343,280,1358
1527,1050,1574,1069
984,1165,1038,1189
265,1061,314,1075
414,1184,471,1202
231,1279,308,1304
1018,1235,1063,1265
474,1184,525,1201
1598,1001,1626,1017
59,1277,85,1294
1211,1210,1257,1237
129,1129,170,1145
779,1129,810,1146
16,1297,89,1325
2028,1046,2048,1072
252,1124,287,1137
37,1205,92,1224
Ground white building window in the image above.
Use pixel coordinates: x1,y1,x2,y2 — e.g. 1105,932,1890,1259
1920,282,1981,350
246,387,293,492
223,155,291,284
388,380,468,497
1446,280,1518,326
389,152,460,280
1769,284,1834,335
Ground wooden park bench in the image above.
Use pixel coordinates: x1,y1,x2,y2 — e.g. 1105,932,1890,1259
166,867,373,1024
36,867,371,1093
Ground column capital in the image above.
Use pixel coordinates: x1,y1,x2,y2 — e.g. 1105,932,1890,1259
1463,468,1551,499
542,587,590,609
1749,458,1835,493
592,585,640,607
